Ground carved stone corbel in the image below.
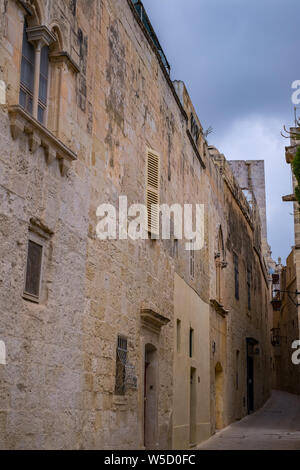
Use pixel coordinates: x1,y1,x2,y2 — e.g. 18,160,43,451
58,156,71,176
41,143,57,165
9,112,24,140
24,126,40,153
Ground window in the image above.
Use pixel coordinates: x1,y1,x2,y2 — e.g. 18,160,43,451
189,240,195,279
176,319,181,353
189,328,194,358
19,21,53,125
38,45,49,124
115,336,128,395
19,21,35,115
191,113,200,143
216,227,225,303
146,149,160,236
24,239,43,302
234,253,239,300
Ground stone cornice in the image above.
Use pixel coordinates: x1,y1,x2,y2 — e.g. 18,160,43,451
6,105,77,176
282,194,297,202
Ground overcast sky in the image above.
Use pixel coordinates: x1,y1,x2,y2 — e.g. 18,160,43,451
142,0,300,262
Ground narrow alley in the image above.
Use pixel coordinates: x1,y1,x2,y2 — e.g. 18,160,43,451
198,391,300,450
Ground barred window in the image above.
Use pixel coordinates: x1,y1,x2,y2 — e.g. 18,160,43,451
115,336,128,396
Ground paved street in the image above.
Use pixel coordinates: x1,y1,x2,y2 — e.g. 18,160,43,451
198,391,300,450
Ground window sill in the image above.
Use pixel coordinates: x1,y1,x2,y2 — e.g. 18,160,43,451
4,105,77,176
112,395,128,406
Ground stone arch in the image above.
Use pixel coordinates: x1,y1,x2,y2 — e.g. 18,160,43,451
49,23,64,52
25,0,44,26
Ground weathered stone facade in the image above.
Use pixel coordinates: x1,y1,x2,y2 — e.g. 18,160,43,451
272,128,300,395
0,0,273,449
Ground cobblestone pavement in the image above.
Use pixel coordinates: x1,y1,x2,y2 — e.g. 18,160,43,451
198,391,300,450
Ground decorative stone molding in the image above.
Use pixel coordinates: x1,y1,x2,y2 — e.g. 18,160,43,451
7,105,77,176
210,299,229,318
282,194,297,202
285,145,297,164
140,309,170,334
49,51,80,74
26,25,56,46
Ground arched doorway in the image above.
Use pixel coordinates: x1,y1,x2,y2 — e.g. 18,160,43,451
215,362,224,430
144,344,158,449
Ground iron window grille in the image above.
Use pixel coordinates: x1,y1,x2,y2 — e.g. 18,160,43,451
115,336,128,395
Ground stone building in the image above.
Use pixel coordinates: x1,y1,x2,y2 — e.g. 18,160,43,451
271,127,300,395
0,0,272,449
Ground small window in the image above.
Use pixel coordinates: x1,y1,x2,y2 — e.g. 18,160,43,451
189,328,194,358
173,238,178,259
234,253,239,300
115,336,128,396
24,239,43,302
176,319,181,353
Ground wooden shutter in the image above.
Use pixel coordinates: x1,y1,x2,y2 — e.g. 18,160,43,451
146,149,160,236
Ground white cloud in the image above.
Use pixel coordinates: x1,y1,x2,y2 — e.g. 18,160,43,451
212,115,294,262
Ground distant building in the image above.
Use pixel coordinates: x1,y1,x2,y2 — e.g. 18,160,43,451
0,0,273,449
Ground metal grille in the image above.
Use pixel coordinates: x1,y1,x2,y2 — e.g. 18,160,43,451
115,336,128,395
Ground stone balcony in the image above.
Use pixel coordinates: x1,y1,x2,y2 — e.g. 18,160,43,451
5,104,77,176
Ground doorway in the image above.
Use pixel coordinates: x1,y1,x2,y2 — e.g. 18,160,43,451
144,344,158,449
189,367,197,446
215,362,224,430
247,354,254,413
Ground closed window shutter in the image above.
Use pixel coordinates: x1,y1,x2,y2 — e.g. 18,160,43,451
25,240,43,298
146,149,160,236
